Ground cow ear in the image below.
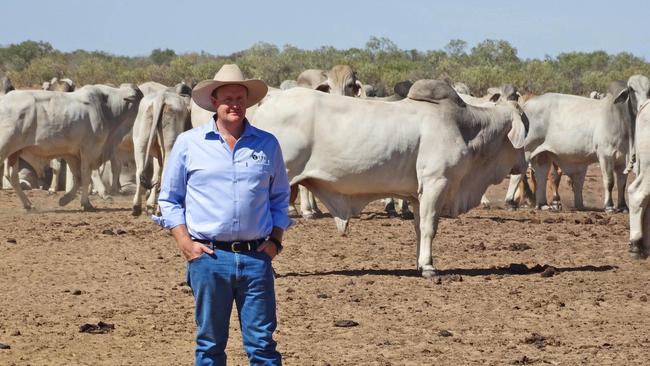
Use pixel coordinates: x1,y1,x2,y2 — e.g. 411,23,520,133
507,112,526,149
489,93,501,102
614,87,630,104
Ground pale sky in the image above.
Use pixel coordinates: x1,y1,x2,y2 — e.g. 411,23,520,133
2,0,647,60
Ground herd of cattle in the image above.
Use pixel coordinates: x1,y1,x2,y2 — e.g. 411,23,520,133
1,65,650,277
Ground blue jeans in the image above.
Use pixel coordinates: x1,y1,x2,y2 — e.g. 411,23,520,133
186,250,281,366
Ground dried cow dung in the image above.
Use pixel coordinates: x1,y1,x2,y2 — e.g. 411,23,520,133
79,321,115,334
334,320,359,328
438,330,453,337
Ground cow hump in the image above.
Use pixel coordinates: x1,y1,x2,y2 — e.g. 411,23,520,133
407,79,466,107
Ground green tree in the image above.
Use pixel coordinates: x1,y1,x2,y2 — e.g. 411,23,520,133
149,48,176,65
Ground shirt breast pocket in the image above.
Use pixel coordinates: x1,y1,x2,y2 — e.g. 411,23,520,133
243,161,271,192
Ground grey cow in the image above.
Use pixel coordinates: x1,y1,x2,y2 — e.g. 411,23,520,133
505,75,650,212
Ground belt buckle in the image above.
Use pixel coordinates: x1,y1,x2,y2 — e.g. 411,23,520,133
231,241,246,252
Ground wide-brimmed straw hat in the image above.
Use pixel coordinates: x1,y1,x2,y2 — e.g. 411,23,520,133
192,64,268,111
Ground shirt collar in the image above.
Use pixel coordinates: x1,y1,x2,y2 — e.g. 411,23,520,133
204,116,260,139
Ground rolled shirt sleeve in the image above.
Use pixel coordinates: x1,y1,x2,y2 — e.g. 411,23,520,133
269,140,293,231
152,133,188,229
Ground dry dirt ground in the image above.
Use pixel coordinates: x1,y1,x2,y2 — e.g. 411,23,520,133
1,165,650,365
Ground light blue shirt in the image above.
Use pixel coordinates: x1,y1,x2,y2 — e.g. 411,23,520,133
152,118,292,241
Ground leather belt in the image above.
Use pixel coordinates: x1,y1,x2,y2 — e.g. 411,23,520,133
194,238,265,253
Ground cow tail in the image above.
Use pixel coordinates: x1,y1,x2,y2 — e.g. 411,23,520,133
140,95,164,190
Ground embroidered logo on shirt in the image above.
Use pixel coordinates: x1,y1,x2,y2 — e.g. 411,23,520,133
250,151,270,165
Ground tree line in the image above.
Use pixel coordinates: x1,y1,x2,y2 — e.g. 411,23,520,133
2,37,650,96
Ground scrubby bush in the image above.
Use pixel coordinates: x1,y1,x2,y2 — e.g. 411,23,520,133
1,38,648,97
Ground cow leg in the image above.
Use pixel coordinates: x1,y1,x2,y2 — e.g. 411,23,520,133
109,156,122,195
59,157,81,207
79,160,95,211
616,170,629,213
628,174,650,259
398,199,413,220
309,190,322,215
548,163,563,210
565,167,587,211
91,168,112,201
417,179,447,277
480,194,490,208
410,200,421,269
383,197,398,217
6,154,33,210
598,157,616,212
145,157,162,214
505,173,522,209
132,133,149,216
48,159,62,193
288,185,299,216
299,185,320,219
65,161,75,193
530,155,550,210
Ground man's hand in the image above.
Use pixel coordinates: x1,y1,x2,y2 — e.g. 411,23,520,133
257,240,278,260
180,238,214,262
171,225,213,262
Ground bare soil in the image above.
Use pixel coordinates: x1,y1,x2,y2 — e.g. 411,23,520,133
1,165,649,365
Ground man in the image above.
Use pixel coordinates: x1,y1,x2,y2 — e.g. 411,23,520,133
153,64,291,365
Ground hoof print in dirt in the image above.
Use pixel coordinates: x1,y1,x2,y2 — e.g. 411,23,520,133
101,229,115,235
6,238,16,244
433,274,463,284
116,229,128,235
79,321,114,334
72,289,82,295
512,355,533,365
71,221,90,227
507,243,531,252
334,320,359,328
0,343,10,350
438,330,453,337
524,333,546,349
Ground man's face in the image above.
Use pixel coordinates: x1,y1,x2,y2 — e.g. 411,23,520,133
211,84,248,124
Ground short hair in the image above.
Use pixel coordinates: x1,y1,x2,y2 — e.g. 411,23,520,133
212,84,249,99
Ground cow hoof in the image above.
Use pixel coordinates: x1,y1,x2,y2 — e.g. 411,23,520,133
385,208,399,218
288,206,299,216
301,212,318,220
605,206,616,214
102,195,114,202
628,241,649,259
537,204,551,211
132,206,142,217
505,200,518,211
58,195,75,207
47,190,56,196
550,201,562,211
421,268,437,278
82,204,96,212
400,210,415,220
617,206,629,214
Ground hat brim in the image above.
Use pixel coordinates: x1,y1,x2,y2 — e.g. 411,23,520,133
192,80,268,112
